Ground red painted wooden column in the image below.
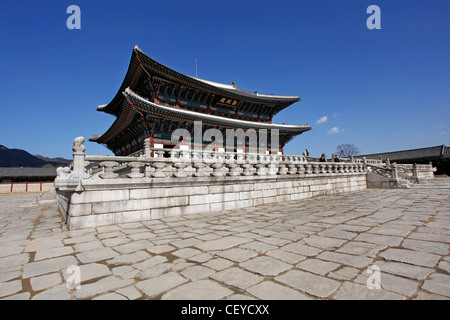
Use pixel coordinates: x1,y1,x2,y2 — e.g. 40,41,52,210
150,136,154,158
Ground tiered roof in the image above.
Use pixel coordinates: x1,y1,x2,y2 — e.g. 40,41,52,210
99,46,301,117
90,46,311,153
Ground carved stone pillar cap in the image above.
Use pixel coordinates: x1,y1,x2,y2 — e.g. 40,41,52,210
100,161,118,167
128,162,144,168
72,136,86,153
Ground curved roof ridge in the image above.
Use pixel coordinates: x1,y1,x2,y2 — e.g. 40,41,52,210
189,76,299,99
189,77,235,90
132,45,301,103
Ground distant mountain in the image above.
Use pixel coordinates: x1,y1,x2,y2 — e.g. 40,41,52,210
0,144,71,168
34,154,72,167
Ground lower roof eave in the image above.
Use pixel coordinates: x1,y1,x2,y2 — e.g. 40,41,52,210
91,88,311,145
124,88,311,132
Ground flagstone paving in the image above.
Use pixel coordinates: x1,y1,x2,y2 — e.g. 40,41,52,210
0,178,449,300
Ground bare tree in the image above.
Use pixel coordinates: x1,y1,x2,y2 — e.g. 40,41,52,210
336,144,360,158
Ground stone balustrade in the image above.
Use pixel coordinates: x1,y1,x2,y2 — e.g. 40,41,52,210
52,137,428,230
365,161,435,189
79,148,367,180
56,137,435,186
352,158,384,165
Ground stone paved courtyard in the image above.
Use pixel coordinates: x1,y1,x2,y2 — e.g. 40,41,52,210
0,178,449,300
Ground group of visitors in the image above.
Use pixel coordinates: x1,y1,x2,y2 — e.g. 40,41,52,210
303,149,340,162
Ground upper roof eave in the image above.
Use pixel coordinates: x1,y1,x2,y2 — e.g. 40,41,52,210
188,76,301,102
100,45,301,116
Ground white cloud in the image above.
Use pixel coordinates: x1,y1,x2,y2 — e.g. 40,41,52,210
316,116,328,124
327,127,341,135
439,131,447,136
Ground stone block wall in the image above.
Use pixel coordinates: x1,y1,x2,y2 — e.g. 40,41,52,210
57,173,367,230
366,172,400,189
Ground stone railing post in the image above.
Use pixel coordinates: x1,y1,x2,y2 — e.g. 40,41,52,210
287,163,297,175
326,164,333,174
348,164,353,173
72,137,86,179
236,152,245,164
255,163,266,176
226,153,240,176
268,155,279,175
173,150,189,178
296,163,305,175
143,138,152,176
277,161,288,175
319,164,326,174
312,163,320,174
127,162,144,178
144,138,151,158
391,164,399,180
257,154,270,176
151,159,166,178
211,151,224,177
362,157,368,172
241,155,254,176
191,151,205,177
193,162,206,177
99,161,119,179
413,163,419,181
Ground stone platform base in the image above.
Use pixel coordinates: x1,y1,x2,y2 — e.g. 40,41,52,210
56,173,367,230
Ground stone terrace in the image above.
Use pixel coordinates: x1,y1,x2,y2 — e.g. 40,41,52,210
0,178,449,300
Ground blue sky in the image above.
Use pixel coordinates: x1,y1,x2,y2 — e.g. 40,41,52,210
0,0,448,159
